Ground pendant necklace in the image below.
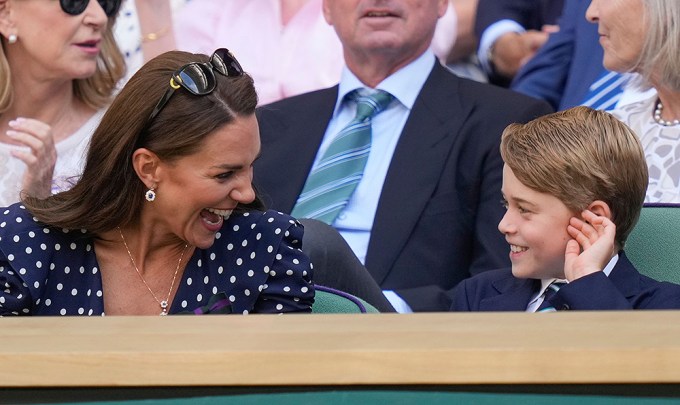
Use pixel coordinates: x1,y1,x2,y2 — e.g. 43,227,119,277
117,227,188,315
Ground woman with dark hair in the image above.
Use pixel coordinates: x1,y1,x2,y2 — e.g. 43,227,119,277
0,0,126,206
0,49,314,316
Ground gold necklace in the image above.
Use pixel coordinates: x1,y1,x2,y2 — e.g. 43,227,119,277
117,227,188,316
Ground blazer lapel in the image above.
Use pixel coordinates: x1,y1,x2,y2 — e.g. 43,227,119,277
256,87,339,212
366,63,474,282
608,252,644,298
479,276,539,311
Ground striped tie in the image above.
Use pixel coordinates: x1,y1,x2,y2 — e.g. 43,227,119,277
291,89,394,224
536,281,568,312
581,70,626,111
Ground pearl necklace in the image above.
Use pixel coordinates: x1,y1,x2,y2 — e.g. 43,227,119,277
117,227,188,315
653,99,680,126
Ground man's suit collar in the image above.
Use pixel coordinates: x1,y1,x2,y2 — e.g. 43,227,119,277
479,270,539,311
365,63,475,281
608,251,644,298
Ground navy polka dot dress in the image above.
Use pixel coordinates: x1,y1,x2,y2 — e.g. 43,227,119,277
0,203,314,316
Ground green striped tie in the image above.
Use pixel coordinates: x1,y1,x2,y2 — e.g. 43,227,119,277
291,89,394,224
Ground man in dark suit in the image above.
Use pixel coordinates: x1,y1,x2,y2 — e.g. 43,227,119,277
511,0,613,111
254,0,551,312
474,0,564,86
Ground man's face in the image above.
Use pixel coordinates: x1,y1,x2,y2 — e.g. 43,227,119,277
322,0,447,62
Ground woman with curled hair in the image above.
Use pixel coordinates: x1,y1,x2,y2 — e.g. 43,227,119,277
587,0,680,202
0,0,125,206
0,50,314,316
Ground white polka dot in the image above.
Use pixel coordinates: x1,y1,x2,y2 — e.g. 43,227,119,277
243,310,249,315
187,277,193,286
247,270,254,277
64,266,70,274
227,243,234,250
251,223,256,229
236,258,243,266
276,254,282,260
55,244,61,251
283,286,290,292
229,295,236,302
70,243,77,250
250,252,256,259
301,286,309,293
269,270,277,277
13,235,20,242
181,300,188,308
43,228,50,234
258,285,264,292
230,275,236,283
263,266,270,274
267,246,274,253
210,253,216,261
0,297,4,304
268,218,274,223
25,247,32,254
0,222,5,228
286,270,293,276
256,233,261,240
36,261,42,269
92,267,98,274
293,259,299,265
244,289,251,296
285,231,290,237
241,240,248,247
233,225,240,231
218,266,224,274
45,299,51,306
60,309,66,315
275,228,281,235
33,281,40,288
212,286,218,294
196,294,203,302
96,290,103,297
197,259,202,267
40,243,47,250
15,217,22,223
28,231,35,238
76,308,84,315
71,288,78,296
19,268,26,275
276,304,283,310
203,276,209,284
79,266,85,274
50,263,56,270
88,309,94,315
87,289,92,296
215,232,221,240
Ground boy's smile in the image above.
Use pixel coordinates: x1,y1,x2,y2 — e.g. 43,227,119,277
499,165,576,280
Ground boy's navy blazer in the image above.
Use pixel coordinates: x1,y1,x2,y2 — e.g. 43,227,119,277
254,62,552,311
452,251,680,311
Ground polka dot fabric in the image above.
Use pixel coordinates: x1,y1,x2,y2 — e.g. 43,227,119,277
0,203,314,316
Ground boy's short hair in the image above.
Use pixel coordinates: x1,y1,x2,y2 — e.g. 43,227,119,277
500,106,648,248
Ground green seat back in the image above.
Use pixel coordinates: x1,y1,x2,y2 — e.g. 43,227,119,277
625,203,680,283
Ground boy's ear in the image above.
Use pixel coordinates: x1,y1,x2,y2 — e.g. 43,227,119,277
132,148,161,190
587,200,612,220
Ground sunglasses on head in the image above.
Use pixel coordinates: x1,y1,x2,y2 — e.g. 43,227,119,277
60,0,122,17
146,48,245,124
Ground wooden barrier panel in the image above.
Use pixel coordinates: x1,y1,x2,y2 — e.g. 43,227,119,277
1,312,680,388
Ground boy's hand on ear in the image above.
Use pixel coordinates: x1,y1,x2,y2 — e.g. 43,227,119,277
564,210,616,281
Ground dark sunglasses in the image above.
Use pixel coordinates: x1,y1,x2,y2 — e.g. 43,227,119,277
147,48,244,124
60,0,122,17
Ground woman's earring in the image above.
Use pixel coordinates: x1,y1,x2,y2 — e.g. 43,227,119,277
7,34,17,44
145,188,156,202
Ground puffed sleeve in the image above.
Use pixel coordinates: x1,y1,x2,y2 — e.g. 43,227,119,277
252,212,315,314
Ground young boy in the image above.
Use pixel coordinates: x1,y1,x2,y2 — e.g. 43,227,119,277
452,106,680,311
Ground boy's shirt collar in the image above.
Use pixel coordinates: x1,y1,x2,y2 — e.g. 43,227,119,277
527,254,620,311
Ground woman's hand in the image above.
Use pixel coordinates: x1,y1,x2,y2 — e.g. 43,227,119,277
564,209,616,281
7,118,57,199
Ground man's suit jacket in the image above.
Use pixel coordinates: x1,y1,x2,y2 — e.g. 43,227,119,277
254,62,552,311
474,0,564,38
511,0,603,111
452,252,680,311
